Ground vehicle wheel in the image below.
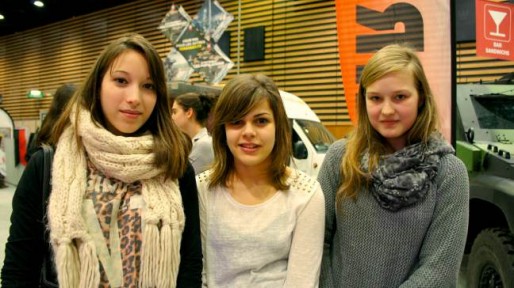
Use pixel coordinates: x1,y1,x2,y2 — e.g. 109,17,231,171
467,228,514,288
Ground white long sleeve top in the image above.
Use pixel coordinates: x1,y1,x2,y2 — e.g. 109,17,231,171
197,169,325,288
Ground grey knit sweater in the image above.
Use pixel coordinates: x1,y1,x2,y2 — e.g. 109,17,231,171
319,139,469,288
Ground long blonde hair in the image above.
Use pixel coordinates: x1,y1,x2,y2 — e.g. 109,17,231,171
337,43,439,205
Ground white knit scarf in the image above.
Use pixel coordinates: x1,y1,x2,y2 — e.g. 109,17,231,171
48,108,185,288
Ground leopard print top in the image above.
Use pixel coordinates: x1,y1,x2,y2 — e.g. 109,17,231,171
85,160,143,288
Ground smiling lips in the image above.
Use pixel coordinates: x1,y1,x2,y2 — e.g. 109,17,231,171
120,109,142,119
380,119,398,126
239,143,259,153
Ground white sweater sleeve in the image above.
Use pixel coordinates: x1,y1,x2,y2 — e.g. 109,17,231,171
196,174,209,288
284,184,325,288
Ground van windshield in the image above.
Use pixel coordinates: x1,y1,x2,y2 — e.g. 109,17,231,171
296,119,336,153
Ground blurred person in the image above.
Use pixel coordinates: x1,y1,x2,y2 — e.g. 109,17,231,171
25,83,76,162
0,135,6,188
172,92,216,174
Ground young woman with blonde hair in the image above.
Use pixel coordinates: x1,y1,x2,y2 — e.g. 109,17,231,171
319,43,469,287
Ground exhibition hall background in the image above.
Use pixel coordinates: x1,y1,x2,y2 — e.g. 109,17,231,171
1,0,514,139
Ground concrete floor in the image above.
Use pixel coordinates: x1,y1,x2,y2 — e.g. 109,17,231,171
0,183,468,286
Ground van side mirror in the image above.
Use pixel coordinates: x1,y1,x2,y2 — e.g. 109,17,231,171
293,140,308,159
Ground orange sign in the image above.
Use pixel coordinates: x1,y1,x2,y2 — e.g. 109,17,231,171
476,0,514,61
335,0,452,141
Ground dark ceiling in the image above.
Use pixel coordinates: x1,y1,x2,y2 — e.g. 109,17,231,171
0,0,137,37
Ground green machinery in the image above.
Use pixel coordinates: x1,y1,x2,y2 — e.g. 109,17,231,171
456,82,514,287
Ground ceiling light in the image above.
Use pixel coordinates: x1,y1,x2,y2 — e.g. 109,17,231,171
33,1,44,8
0,14,4,20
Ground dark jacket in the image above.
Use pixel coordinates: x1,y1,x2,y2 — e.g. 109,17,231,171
1,148,203,287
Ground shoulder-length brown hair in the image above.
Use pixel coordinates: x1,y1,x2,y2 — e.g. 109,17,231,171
209,73,292,190
338,43,439,204
50,33,190,179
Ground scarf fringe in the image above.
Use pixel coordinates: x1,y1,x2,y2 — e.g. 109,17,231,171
78,240,100,288
171,225,181,285
55,242,80,288
140,223,160,288
157,223,173,288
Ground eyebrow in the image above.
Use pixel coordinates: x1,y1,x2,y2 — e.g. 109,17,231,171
109,69,129,76
110,69,152,80
366,89,411,95
253,112,272,117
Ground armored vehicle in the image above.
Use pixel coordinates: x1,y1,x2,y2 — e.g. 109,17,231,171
455,82,514,287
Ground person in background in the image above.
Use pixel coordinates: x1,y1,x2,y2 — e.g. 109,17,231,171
172,92,216,174
1,33,202,288
0,135,6,188
319,43,469,287
197,73,325,287
25,83,76,162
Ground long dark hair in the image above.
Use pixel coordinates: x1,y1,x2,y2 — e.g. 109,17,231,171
50,33,191,179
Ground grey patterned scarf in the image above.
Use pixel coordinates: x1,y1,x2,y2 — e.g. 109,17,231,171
368,134,454,212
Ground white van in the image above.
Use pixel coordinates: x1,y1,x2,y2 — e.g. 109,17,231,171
279,90,335,177
170,83,336,178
